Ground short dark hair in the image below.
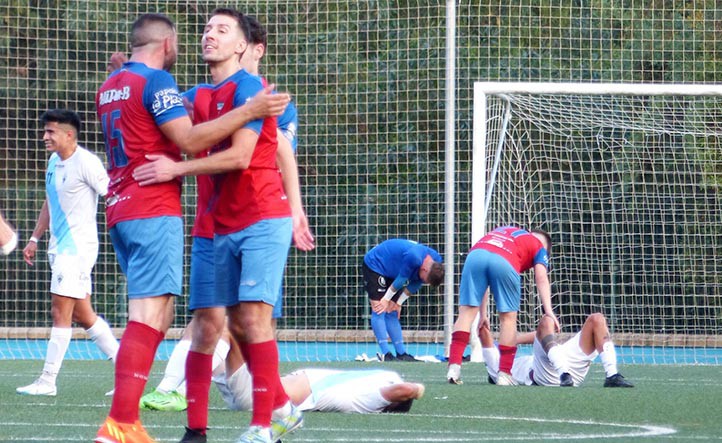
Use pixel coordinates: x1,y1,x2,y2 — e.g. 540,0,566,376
532,229,552,254
242,14,267,47
427,262,445,287
381,398,413,413
131,13,176,48
41,109,81,135
211,8,245,34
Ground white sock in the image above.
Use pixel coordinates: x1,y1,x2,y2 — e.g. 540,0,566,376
272,400,293,420
599,341,618,377
547,345,570,375
86,317,119,362
212,338,231,374
41,327,72,385
157,339,191,394
482,347,500,373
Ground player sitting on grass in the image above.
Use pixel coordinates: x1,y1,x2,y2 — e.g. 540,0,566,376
480,312,634,388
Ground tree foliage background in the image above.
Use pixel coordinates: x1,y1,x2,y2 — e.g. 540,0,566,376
0,1,720,337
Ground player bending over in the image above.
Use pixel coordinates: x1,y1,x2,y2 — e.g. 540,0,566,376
481,313,634,388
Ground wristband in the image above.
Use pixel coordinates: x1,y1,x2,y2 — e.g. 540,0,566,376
29,236,39,243
397,293,409,305
381,287,395,301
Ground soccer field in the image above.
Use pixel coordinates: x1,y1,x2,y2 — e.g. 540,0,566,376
1,360,721,442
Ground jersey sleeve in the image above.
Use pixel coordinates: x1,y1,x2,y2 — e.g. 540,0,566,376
392,251,422,292
233,77,264,134
84,151,110,197
277,101,298,153
143,70,188,126
533,247,550,269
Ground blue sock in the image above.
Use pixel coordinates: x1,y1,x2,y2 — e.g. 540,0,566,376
385,312,407,355
371,312,391,354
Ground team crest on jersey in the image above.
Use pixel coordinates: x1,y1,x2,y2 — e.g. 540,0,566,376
217,103,224,111
378,276,387,287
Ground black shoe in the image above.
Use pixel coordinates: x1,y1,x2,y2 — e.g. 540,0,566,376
377,352,395,362
487,375,496,385
560,372,573,387
604,373,634,388
180,427,207,443
395,353,417,362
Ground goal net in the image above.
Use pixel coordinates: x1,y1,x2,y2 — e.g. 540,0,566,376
474,82,722,364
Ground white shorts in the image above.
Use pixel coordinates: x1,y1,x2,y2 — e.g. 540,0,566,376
215,365,253,412
48,253,95,298
531,331,598,387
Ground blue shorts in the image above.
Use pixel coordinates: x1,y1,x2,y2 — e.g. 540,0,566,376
214,217,292,308
109,216,184,298
459,248,521,312
189,236,217,310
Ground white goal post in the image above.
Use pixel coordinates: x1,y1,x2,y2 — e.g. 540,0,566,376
472,82,722,363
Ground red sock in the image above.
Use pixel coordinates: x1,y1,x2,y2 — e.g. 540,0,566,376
109,321,163,423
272,369,290,410
244,340,280,427
449,331,470,365
499,345,517,374
186,351,213,433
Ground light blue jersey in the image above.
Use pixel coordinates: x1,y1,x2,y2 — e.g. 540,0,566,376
45,146,108,257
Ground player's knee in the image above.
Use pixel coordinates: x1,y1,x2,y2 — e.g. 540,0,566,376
538,315,556,333
587,313,607,328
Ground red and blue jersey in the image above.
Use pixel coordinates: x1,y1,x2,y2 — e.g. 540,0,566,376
183,84,215,239
470,225,549,273
96,61,188,227
364,239,443,294
193,69,290,235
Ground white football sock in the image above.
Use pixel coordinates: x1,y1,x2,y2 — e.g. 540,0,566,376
599,341,618,377
482,347,500,373
272,400,293,420
157,339,191,394
86,316,119,362
41,327,72,385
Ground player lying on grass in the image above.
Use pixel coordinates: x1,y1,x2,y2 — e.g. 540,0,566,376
218,345,426,414
140,325,425,414
480,312,634,388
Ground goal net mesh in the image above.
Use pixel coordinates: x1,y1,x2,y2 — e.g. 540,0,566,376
480,90,722,363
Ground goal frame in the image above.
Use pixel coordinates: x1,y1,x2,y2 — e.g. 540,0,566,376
472,82,722,242
471,82,722,350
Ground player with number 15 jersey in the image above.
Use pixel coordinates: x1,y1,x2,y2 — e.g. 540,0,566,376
96,62,187,228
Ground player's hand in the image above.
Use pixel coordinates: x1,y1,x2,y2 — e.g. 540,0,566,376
544,312,561,333
133,155,179,186
182,96,195,121
372,298,389,314
291,209,315,251
23,241,37,266
107,52,128,72
478,316,490,334
247,84,291,118
387,300,402,317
